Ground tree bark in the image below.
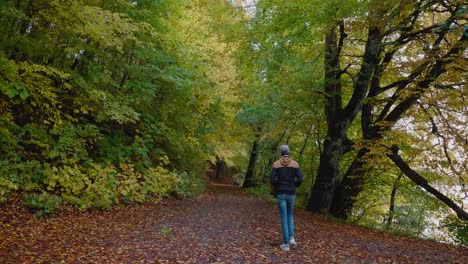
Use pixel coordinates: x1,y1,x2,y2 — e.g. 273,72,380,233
330,148,369,218
243,136,260,188
308,23,382,214
307,133,348,212
215,156,225,179
298,125,314,158
387,173,402,228
307,23,344,212
388,146,468,221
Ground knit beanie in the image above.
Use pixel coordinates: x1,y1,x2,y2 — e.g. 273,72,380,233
280,145,289,156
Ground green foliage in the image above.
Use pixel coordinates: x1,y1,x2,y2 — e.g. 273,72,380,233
41,161,200,210
160,226,171,237
0,160,46,192
95,131,132,164
442,215,468,246
390,205,428,234
0,58,28,100
175,172,207,198
141,166,178,199
245,185,276,203
0,0,243,213
22,192,62,218
76,164,119,210
49,123,100,164
176,172,207,197
0,176,18,203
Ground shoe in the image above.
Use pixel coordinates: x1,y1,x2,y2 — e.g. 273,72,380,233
280,244,290,251
290,238,297,247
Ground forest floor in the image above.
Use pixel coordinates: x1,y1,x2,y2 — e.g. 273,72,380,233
1,183,467,263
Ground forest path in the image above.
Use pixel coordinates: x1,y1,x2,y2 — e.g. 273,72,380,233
1,184,467,263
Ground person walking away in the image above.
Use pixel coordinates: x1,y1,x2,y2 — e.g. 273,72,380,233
270,145,303,252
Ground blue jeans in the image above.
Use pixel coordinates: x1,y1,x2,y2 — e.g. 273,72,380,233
277,194,295,245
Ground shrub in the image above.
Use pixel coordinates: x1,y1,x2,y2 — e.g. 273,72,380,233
7,156,207,213
141,166,179,200
44,163,118,210
78,164,119,210
44,164,88,196
0,176,17,202
175,171,207,198
245,184,276,203
22,192,62,218
116,162,144,203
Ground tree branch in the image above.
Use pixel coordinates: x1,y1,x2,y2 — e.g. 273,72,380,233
336,20,347,61
387,145,468,221
343,26,382,123
324,24,343,123
382,27,467,124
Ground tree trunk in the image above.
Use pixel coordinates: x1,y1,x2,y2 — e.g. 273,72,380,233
243,136,260,188
307,135,347,212
307,24,381,214
215,157,225,179
298,125,314,158
307,24,344,213
388,146,468,221
387,173,402,228
284,117,298,145
330,148,369,218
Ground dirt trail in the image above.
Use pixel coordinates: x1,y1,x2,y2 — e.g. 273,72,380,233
1,184,467,263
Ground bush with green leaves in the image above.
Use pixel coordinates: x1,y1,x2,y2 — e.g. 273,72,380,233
0,0,236,218
0,176,17,203
245,184,273,199
175,171,207,198
22,192,62,218
442,215,468,246
38,159,207,211
68,164,119,210
0,160,46,193
141,166,179,200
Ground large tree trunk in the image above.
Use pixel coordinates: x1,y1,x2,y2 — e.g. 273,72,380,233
307,24,382,214
330,148,369,218
307,24,344,212
388,146,468,221
307,132,348,212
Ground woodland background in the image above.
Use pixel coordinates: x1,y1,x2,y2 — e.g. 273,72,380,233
0,0,466,246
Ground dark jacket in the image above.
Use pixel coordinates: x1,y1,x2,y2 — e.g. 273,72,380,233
270,156,303,195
